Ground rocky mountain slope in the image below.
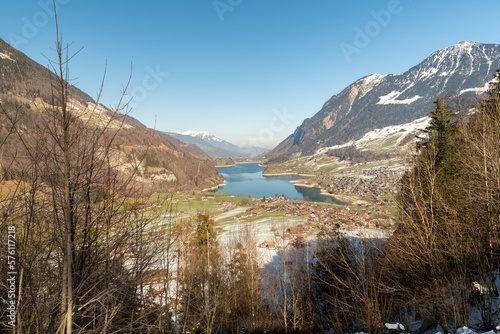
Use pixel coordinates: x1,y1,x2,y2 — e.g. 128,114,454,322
266,41,500,161
166,130,267,159
0,37,223,192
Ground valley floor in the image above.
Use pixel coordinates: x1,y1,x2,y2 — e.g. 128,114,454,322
147,189,395,254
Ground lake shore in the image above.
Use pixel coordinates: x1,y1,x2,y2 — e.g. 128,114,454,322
202,182,226,192
214,163,362,204
289,179,318,188
290,179,369,206
262,172,316,177
215,164,236,168
235,161,263,164
216,161,264,168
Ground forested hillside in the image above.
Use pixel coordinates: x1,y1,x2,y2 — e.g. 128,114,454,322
0,37,223,193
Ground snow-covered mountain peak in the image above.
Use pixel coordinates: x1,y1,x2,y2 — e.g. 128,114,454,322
172,130,221,141
404,41,500,84
427,41,499,66
361,73,387,86
267,41,500,160
436,40,480,56
166,131,268,159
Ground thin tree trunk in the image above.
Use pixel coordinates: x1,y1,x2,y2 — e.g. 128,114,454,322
54,3,74,331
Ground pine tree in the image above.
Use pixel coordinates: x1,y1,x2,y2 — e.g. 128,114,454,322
426,96,456,156
484,69,500,118
419,95,461,198
196,213,218,255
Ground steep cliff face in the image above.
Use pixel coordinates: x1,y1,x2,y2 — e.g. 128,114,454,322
266,42,500,161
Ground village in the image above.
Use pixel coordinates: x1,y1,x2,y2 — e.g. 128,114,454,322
318,166,402,203
235,198,393,229
153,165,401,252
122,168,401,310
210,193,395,250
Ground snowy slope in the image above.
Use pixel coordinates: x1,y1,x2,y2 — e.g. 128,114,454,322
316,116,431,154
171,130,223,143
166,131,268,159
267,41,500,160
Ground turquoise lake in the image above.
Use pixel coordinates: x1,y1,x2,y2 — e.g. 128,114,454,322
215,163,344,204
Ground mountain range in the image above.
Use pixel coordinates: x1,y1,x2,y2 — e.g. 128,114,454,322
266,41,500,161
166,130,268,159
0,37,223,192
3,36,499,185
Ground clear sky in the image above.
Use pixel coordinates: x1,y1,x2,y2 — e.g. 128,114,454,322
1,0,499,147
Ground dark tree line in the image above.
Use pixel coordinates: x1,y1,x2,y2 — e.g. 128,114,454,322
326,146,394,164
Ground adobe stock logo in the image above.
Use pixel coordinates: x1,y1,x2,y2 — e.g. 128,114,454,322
112,65,169,111
340,0,410,63
245,107,294,148
8,0,71,48
213,0,243,21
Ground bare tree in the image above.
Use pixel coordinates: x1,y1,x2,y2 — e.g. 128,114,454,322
0,5,177,333
177,213,228,334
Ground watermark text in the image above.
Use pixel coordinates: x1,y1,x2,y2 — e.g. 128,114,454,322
6,225,17,327
339,0,409,63
213,0,243,21
8,0,72,48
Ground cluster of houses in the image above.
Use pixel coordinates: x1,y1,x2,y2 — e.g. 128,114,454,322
259,240,276,249
305,206,392,230
233,197,394,249
236,200,392,230
216,200,236,212
320,167,402,201
126,200,163,214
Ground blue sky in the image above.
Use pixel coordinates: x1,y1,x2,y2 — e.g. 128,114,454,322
1,0,499,147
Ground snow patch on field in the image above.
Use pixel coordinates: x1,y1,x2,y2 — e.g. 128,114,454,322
215,213,304,265
87,102,109,114
316,117,430,154
385,323,405,331
377,90,422,105
460,78,498,95
356,116,430,148
66,101,132,129
316,142,355,155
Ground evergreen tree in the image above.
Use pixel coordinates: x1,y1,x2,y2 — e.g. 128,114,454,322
425,96,456,157
487,69,500,98
418,96,461,199
390,72,500,332
196,213,218,255
484,69,500,118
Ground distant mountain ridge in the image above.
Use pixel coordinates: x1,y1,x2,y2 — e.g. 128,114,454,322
266,41,500,161
0,37,223,191
166,130,268,159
